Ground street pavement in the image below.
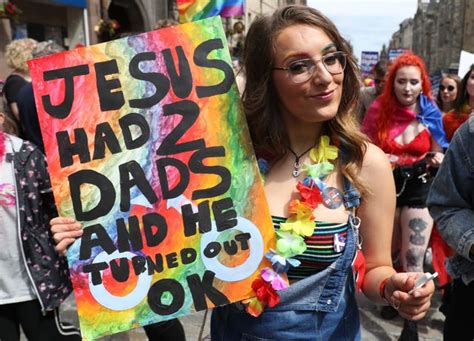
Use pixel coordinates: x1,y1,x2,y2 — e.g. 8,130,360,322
52,290,444,341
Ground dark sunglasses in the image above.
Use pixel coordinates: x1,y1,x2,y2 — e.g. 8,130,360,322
374,78,385,85
440,85,455,92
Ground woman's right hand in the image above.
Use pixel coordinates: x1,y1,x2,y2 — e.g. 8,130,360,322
50,217,83,255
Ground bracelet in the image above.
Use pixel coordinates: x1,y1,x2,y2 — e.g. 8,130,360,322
380,276,401,310
379,277,391,302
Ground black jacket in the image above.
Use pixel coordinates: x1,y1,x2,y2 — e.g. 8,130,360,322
12,137,72,312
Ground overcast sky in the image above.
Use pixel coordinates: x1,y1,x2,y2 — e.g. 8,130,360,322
307,0,418,62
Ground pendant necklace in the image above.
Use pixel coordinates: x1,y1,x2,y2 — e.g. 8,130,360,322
287,144,315,177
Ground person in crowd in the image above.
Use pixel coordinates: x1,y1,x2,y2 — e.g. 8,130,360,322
457,64,474,115
432,65,474,321
17,40,65,153
3,38,38,126
231,58,246,94
442,65,474,142
359,59,388,121
50,6,435,340
0,95,19,136
427,116,474,341
363,52,448,339
0,98,81,340
431,73,462,316
436,74,461,115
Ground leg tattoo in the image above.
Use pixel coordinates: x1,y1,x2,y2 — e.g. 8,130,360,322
405,248,424,272
408,218,427,246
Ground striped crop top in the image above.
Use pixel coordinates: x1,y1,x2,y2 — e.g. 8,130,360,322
272,216,349,280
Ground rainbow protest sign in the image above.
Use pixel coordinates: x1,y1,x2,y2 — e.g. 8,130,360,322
28,16,275,340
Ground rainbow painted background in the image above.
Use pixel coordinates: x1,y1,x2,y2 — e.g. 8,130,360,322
29,16,274,340
177,0,244,23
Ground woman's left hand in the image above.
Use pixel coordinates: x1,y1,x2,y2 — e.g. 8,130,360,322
384,272,435,321
426,152,444,168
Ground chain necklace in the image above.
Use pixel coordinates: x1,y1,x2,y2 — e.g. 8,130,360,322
287,144,316,177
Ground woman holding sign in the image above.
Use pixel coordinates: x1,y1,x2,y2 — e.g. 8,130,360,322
209,5,435,340
51,5,435,340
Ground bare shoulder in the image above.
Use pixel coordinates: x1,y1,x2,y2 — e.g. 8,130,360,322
360,142,393,186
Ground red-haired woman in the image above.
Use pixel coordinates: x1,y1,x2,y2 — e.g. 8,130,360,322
362,52,448,339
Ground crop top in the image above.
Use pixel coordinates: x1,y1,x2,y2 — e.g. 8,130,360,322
388,129,431,166
272,216,349,280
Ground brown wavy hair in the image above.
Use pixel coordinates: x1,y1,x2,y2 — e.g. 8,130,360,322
372,52,432,149
455,64,474,113
242,5,368,193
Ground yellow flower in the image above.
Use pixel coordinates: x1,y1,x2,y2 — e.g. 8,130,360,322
310,135,338,163
280,217,315,237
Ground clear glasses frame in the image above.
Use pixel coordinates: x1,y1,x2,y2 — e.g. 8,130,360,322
272,51,347,84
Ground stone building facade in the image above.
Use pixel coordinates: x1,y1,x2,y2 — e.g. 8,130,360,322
412,0,439,71
220,0,306,61
389,18,414,51
0,0,170,78
87,0,174,45
0,0,89,78
388,0,474,73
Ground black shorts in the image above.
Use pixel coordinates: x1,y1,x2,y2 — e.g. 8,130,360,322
393,162,432,208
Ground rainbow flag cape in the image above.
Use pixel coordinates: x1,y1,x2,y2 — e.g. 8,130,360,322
178,0,244,23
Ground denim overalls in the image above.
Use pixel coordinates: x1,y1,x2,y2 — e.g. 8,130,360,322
211,178,362,341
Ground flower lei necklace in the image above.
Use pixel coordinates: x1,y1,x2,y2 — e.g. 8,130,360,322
245,135,339,316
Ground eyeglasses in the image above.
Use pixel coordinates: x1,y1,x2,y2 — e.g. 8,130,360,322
440,84,455,92
374,78,385,85
272,51,347,84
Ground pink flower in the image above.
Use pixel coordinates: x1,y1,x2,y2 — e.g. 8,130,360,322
261,267,289,291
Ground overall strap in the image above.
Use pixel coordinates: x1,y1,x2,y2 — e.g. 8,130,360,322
342,176,361,210
342,176,362,249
